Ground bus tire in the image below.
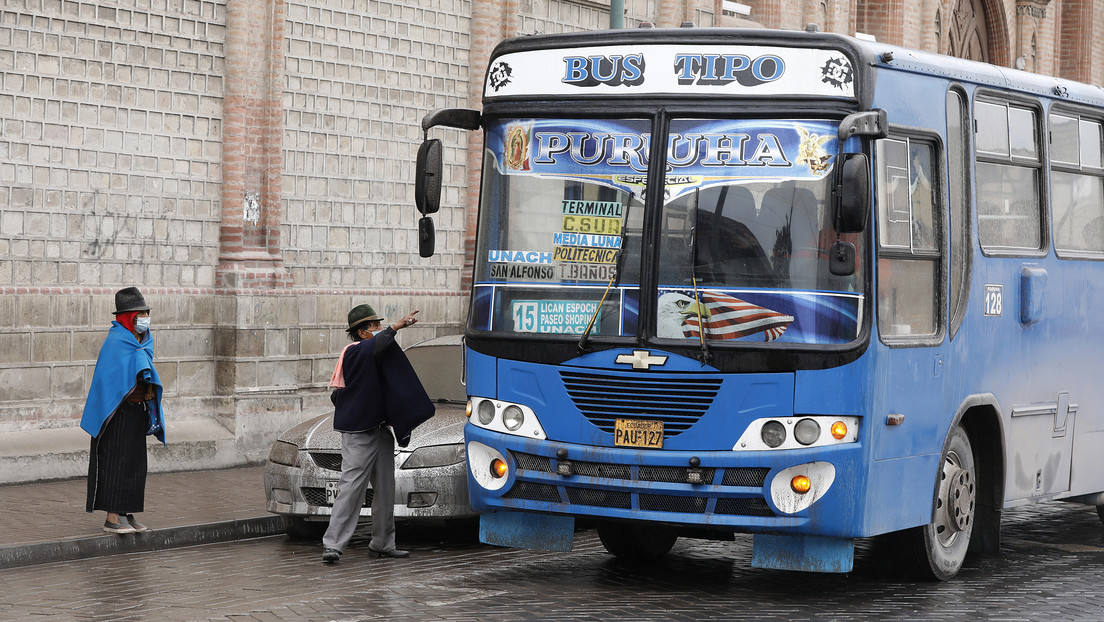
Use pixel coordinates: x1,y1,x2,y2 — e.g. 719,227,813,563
596,520,677,561
893,425,976,580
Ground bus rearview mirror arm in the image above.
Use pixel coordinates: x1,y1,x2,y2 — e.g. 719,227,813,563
414,109,482,258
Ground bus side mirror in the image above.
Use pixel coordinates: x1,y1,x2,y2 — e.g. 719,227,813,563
418,216,435,258
836,153,870,234
416,138,443,215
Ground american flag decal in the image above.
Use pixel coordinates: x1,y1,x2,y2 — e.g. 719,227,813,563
681,291,795,342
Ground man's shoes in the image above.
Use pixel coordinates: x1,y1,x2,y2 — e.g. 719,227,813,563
103,517,136,534
322,548,341,564
367,547,410,558
126,514,149,532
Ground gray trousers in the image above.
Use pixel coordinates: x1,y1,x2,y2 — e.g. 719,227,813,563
322,426,396,553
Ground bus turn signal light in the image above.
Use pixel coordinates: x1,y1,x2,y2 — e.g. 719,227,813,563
491,458,508,479
830,421,848,440
791,475,812,494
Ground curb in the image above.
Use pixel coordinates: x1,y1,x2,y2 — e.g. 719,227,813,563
0,516,286,570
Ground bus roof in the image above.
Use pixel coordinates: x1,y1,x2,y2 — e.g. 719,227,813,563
484,27,1104,109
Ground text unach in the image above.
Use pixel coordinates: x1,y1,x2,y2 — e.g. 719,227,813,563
487,250,554,264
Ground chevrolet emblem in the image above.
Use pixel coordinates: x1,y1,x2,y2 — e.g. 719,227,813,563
615,350,668,370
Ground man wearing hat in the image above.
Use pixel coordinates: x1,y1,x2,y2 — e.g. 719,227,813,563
321,303,434,564
81,287,166,534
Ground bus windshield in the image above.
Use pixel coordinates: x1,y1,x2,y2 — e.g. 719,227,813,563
470,117,864,345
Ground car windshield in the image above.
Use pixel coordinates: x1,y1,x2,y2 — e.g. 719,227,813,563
469,117,865,346
405,342,466,403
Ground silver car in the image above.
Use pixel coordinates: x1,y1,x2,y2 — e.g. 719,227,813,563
263,334,473,539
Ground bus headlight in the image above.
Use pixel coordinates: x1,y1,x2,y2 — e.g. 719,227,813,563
734,416,860,451
467,397,547,440
761,421,786,448
502,405,524,431
477,400,496,425
794,418,821,445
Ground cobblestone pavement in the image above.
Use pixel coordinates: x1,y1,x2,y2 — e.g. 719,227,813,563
1,502,1103,621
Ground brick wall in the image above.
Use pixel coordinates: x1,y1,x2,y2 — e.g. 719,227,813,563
2,0,1103,475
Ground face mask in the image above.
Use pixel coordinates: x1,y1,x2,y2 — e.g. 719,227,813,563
369,329,383,337
135,317,151,334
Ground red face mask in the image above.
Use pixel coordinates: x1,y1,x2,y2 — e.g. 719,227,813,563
116,311,139,333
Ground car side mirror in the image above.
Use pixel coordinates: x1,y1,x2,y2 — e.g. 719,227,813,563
416,139,443,215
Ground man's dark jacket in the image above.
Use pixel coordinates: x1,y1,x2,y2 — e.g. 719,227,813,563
331,334,434,447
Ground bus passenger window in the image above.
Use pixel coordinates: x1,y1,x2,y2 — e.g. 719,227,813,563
1050,113,1104,255
975,100,1043,251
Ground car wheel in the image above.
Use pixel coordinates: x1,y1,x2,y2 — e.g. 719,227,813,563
597,520,677,561
283,516,328,541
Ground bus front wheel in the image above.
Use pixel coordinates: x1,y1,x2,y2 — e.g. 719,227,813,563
893,425,977,580
597,520,677,561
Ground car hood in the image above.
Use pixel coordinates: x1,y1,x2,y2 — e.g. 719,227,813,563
280,402,468,450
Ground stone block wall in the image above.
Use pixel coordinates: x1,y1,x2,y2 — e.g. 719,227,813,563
3,0,1103,483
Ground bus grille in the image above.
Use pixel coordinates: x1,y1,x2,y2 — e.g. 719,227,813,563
560,371,722,437
508,451,773,517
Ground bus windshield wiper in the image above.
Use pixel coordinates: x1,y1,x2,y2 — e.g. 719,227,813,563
578,197,631,353
688,191,712,366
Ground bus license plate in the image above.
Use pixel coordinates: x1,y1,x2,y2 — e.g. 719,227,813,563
325,481,340,505
614,419,664,448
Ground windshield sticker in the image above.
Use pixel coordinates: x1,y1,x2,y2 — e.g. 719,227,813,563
488,263,556,281
552,232,621,248
485,44,855,99
488,119,838,203
658,290,794,341
561,263,618,281
561,215,622,235
512,300,601,334
562,200,623,217
487,250,553,264
553,246,619,263
657,288,862,344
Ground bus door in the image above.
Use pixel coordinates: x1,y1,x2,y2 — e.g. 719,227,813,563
872,136,947,466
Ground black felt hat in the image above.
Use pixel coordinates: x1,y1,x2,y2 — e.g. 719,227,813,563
347,303,383,329
113,287,150,314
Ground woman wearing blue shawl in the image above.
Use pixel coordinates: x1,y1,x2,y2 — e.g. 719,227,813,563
81,287,166,534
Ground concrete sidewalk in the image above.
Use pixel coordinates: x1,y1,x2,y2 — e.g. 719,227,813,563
0,465,285,569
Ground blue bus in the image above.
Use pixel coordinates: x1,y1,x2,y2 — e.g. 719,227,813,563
414,26,1104,580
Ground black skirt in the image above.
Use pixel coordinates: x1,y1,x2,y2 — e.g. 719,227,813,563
86,401,149,513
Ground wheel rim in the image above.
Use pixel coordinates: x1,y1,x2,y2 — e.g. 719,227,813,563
933,448,975,548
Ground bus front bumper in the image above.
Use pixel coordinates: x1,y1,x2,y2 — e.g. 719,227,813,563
464,424,866,538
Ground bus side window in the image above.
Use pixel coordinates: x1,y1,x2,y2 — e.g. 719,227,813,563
975,100,1043,251
1050,113,1104,255
876,137,941,339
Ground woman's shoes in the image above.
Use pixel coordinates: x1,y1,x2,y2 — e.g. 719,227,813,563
102,515,150,534
126,514,150,532
103,516,136,534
